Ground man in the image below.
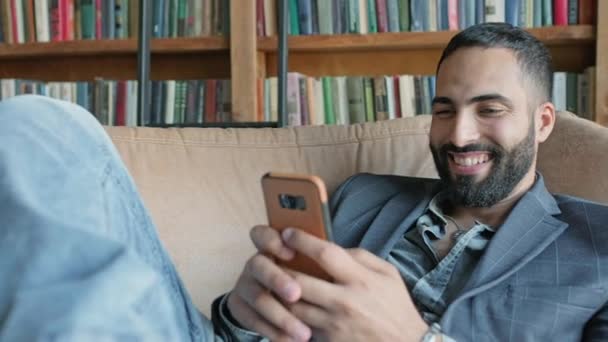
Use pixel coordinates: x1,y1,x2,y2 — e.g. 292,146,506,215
217,23,608,341
0,23,606,341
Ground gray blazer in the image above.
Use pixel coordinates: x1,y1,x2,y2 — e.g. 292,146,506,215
329,173,608,341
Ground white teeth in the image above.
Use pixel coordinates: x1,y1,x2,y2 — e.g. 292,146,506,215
453,155,489,166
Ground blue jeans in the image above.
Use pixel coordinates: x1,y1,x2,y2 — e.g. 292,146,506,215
0,95,216,341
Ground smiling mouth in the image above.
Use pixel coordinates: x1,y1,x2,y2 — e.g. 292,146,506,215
448,152,493,167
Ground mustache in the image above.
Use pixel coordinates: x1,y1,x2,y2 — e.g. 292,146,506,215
438,143,501,155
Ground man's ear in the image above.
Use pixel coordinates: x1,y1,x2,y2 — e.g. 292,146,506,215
535,101,556,144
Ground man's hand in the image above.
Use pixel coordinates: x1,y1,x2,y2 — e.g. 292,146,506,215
282,228,429,342
226,225,312,342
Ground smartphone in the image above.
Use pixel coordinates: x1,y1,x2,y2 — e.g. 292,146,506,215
261,172,334,281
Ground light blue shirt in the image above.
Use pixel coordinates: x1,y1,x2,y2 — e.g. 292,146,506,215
388,193,496,323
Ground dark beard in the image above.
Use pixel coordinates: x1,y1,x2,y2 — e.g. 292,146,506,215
430,123,535,208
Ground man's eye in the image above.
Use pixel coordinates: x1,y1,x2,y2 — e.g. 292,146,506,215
479,108,503,115
433,110,453,116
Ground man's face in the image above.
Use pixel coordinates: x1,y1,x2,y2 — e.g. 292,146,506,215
430,47,539,207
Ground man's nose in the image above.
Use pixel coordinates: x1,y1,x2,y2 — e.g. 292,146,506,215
449,112,481,147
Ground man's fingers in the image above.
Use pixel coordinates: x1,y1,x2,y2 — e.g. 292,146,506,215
346,248,398,276
281,228,360,283
246,254,302,302
251,225,295,260
289,300,332,330
284,268,337,309
227,292,292,341
237,277,312,341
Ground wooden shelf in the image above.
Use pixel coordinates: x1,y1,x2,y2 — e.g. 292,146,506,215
0,37,231,81
260,25,596,77
258,25,595,51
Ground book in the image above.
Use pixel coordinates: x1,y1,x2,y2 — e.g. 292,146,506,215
34,0,50,41
264,0,276,36
542,0,554,26
399,75,416,117
373,76,389,121
346,76,366,123
376,0,389,33
317,0,332,34
269,77,278,122
386,75,396,119
475,0,485,25
448,0,458,29
359,0,369,34
485,0,505,22
578,0,595,25
298,76,310,125
347,0,360,33
386,0,400,32
363,77,375,122
298,0,312,35
322,77,335,125
458,0,465,29
586,66,596,121
393,75,402,118
518,0,528,27
312,78,325,125
565,72,578,114
577,71,590,120
305,77,316,124
567,0,578,24
333,76,349,125
367,0,378,33
286,73,302,126
506,0,521,26
551,71,567,111
428,0,438,31
398,0,410,31
533,0,542,27
288,0,299,35
553,0,568,26
410,0,428,31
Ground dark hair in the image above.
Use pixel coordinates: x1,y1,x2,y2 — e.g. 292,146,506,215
437,23,553,104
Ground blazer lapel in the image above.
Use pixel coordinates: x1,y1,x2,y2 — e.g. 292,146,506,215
457,175,568,298
360,180,438,257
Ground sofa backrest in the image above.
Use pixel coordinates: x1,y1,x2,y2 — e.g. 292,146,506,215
105,112,608,315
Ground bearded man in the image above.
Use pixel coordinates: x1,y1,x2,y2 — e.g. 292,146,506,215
221,23,608,341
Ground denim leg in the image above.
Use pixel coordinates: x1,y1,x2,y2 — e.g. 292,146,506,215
0,95,215,341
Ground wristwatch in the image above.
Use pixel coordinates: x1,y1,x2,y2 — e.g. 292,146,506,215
420,323,444,342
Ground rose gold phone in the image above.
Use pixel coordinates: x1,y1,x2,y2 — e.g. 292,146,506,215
261,172,333,281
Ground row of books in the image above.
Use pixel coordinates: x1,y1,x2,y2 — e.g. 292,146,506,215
553,68,596,121
0,79,140,125
0,0,229,44
257,0,597,37
0,68,596,127
259,73,437,126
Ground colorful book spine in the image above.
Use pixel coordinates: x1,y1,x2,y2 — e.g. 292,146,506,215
286,73,302,126
386,0,400,32
322,77,336,125
553,0,568,25
542,0,553,26
317,0,332,34
376,0,389,33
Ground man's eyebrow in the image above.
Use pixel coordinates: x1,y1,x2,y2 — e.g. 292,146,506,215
431,97,453,106
431,94,514,107
467,93,513,107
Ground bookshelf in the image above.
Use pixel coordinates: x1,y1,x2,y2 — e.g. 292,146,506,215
233,0,607,126
0,37,230,81
0,1,605,126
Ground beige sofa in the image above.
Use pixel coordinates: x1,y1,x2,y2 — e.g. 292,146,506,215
105,112,608,317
